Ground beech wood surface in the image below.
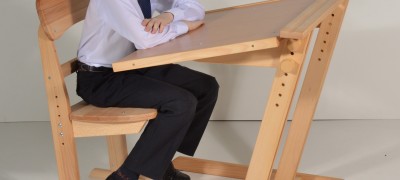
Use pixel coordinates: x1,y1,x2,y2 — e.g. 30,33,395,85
36,0,89,40
112,0,317,72
276,1,348,179
173,157,343,180
280,0,343,39
36,0,347,179
70,101,157,124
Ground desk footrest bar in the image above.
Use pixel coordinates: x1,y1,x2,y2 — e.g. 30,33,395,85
89,168,151,180
172,156,343,180
173,156,248,179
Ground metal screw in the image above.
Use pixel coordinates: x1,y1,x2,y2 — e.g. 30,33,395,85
58,123,62,127
60,132,64,136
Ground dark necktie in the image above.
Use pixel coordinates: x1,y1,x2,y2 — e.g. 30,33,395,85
138,0,152,19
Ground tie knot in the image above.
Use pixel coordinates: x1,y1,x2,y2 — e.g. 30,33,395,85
138,0,152,19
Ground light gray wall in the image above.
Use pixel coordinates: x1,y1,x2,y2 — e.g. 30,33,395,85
1,0,399,122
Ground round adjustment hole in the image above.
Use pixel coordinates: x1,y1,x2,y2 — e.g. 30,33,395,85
281,83,285,87
326,32,330,35
284,73,288,76
279,93,282,97
62,143,65,145
275,103,280,107
290,52,294,55
332,14,335,17
323,40,327,44
321,49,324,53
318,58,322,61
252,45,255,48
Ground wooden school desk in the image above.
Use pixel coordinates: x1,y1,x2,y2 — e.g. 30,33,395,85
112,0,349,179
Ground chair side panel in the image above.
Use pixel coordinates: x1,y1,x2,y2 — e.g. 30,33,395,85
38,26,80,179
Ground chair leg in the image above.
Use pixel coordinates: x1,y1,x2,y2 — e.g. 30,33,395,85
51,127,80,180
106,135,129,171
90,135,128,179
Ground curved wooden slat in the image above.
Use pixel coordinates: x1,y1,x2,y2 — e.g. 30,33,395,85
72,120,147,138
71,101,157,124
36,0,89,40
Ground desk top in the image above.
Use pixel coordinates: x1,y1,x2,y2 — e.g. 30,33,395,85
113,0,340,72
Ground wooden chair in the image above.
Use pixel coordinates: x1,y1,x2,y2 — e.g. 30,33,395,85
36,0,157,179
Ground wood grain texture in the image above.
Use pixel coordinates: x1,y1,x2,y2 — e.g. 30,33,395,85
113,38,279,72
36,0,89,40
173,156,248,179
112,0,317,72
173,157,342,180
61,58,78,77
107,135,128,171
89,168,112,180
35,0,348,179
195,47,282,67
71,101,157,123
280,0,342,39
38,26,79,180
72,120,147,138
246,33,313,180
276,1,348,179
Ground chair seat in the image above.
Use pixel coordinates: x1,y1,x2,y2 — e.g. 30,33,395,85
71,101,157,123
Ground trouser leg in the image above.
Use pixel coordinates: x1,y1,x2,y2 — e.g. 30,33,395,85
139,64,220,155
76,64,219,179
77,70,198,179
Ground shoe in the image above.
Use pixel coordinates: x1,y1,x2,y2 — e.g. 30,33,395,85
163,163,190,180
106,169,136,180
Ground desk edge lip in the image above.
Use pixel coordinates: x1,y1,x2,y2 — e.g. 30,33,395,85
112,37,280,72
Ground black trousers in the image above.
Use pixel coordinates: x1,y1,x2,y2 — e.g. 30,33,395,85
76,63,219,179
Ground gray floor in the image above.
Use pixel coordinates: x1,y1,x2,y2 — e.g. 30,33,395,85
1,120,400,180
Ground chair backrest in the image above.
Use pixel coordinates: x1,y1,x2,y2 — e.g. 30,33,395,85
36,0,89,41
37,0,90,116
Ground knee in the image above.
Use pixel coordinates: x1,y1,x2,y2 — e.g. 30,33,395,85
204,76,220,100
161,89,197,116
209,76,220,92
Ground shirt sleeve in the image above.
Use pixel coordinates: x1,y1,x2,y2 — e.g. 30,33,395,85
99,0,188,50
163,0,205,22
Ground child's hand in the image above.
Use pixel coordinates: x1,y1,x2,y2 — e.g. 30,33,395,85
142,12,174,34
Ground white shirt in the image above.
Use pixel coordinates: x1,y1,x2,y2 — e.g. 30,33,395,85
77,0,205,67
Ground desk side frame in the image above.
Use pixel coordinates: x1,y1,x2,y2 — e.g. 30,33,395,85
111,0,349,179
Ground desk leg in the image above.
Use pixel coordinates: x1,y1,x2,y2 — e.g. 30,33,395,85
275,1,349,180
246,34,313,180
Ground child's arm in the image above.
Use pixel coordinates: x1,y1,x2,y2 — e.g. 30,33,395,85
100,0,189,49
144,0,205,34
